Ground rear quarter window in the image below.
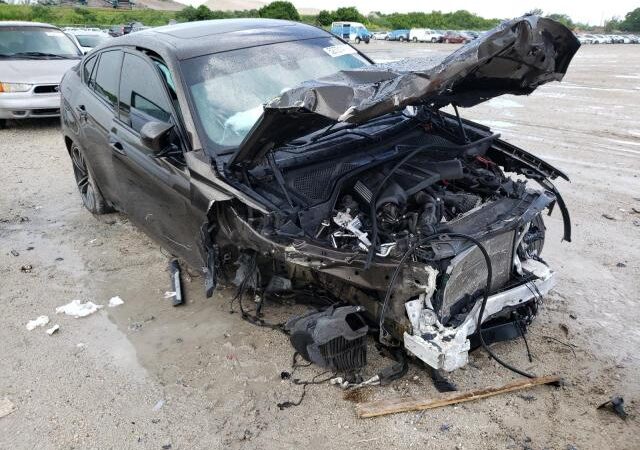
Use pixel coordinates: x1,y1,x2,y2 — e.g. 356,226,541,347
93,50,123,108
83,55,97,84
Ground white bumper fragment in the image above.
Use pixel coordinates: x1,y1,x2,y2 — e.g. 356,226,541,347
404,259,556,372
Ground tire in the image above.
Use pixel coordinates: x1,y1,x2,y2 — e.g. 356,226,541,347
412,37,418,43
355,37,361,44
0,119,5,129
70,142,111,215
431,37,437,43
384,36,389,40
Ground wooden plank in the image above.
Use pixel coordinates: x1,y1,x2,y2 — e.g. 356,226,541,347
356,375,561,418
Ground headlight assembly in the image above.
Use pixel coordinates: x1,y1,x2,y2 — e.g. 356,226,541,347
0,82,33,93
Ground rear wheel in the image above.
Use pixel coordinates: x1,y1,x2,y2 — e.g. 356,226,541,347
399,36,405,42
413,37,418,43
431,37,437,43
70,142,110,215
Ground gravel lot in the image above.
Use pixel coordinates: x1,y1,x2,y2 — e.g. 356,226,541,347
1,41,639,449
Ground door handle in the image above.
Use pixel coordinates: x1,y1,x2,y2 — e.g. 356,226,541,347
76,104,87,121
109,140,125,155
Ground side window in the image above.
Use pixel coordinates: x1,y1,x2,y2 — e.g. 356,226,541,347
93,50,123,109
154,59,182,117
119,53,172,132
83,55,97,85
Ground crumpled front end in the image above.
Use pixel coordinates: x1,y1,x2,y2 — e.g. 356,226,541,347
404,259,555,372
209,15,578,374
213,114,570,372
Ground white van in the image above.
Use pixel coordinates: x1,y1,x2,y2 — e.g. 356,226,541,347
331,21,371,44
409,28,443,43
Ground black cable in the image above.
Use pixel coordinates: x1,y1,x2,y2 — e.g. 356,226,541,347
455,233,536,378
278,353,336,409
232,252,288,333
378,232,441,340
516,318,534,363
452,103,469,143
379,232,536,379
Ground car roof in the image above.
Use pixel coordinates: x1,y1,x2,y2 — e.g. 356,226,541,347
68,29,106,35
0,21,59,28
106,19,329,61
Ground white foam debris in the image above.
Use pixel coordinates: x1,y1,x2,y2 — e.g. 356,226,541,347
26,315,49,331
76,343,87,348
108,296,125,307
0,398,16,418
46,324,60,335
55,300,103,318
153,399,165,411
163,291,176,299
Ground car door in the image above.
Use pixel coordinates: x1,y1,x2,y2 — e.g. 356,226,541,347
77,49,123,205
109,49,206,267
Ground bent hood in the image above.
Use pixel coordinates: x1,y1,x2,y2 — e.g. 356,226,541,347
229,15,580,169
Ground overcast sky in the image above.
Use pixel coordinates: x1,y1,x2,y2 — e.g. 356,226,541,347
184,0,637,26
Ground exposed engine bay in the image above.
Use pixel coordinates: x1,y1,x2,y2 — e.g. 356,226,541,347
206,16,578,378
216,108,570,374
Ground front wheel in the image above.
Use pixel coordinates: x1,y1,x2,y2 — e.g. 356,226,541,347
355,37,361,44
412,37,418,43
70,142,111,215
431,37,437,43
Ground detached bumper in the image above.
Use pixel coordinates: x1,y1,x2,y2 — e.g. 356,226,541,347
404,259,556,372
0,92,61,119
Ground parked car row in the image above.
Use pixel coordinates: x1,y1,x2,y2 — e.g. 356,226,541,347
108,21,150,37
377,28,482,43
63,28,110,54
577,33,640,44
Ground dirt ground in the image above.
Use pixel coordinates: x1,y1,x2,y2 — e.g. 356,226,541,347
1,41,639,449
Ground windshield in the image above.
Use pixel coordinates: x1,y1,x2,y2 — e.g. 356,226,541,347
0,26,81,58
74,34,107,48
181,37,369,149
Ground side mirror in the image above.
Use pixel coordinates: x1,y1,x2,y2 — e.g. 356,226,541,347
140,121,174,153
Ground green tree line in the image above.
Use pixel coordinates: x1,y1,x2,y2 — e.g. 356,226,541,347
1,2,639,32
316,8,500,30
0,4,175,26
605,8,640,32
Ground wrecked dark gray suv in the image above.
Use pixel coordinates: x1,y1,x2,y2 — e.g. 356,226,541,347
60,17,579,373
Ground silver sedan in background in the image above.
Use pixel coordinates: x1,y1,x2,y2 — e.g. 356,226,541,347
65,29,110,54
0,21,82,127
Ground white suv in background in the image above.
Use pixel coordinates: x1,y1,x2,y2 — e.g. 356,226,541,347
409,28,443,43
